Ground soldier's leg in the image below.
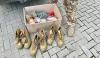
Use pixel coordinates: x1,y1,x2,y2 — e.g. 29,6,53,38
63,0,78,36
67,12,76,36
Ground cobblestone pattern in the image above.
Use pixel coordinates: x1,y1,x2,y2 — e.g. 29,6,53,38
0,0,100,58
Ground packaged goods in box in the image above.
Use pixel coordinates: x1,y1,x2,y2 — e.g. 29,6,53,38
23,4,62,32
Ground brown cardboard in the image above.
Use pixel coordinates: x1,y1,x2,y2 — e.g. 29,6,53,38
23,4,62,32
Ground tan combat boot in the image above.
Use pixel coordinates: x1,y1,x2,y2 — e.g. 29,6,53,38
29,34,38,56
21,29,31,49
39,29,47,52
47,26,55,45
55,27,64,48
15,29,23,49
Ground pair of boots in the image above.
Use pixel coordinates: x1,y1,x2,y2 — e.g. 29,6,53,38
29,26,64,57
47,25,64,48
15,29,31,49
29,29,47,56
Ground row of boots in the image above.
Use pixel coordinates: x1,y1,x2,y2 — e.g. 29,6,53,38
15,25,64,57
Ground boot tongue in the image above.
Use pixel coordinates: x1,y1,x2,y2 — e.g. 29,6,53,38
24,38,28,43
40,36,45,45
58,31,62,40
17,39,21,43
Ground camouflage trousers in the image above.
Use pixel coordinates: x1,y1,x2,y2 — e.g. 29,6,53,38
63,0,78,36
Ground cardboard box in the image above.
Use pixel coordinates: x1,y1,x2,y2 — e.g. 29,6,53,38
23,4,62,32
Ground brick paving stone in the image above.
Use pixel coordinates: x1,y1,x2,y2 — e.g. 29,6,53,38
86,9,94,13
83,4,90,10
81,1,88,6
72,43,84,56
85,40,96,49
80,46,93,58
92,10,99,15
77,11,84,17
97,23,100,28
90,48,99,58
89,22,99,30
95,5,100,11
84,12,91,18
94,43,100,52
94,29,100,37
89,13,97,20
93,19,100,25
0,46,4,53
0,52,6,58
89,6,97,11
64,35,74,44
96,14,100,19
65,43,76,53
65,51,78,58
76,48,83,56
77,19,84,26
14,52,20,58
86,17,94,23
48,47,61,56
80,7,87,12
77,37,88,46
86,27,95,34
43,52,50,58
8,33,15,42
78,25,87,32
57,48,69,58
78,54,88,58
51,54,58,58
76,12,81,18
4,49,12,57
97,55,100,58
81,31,92,41
6,24,13,34
90,33,100,43
86,2,93,6
3,38,11,50
82,20,91,28
79,15,86,21
76,23,81,29
20,55,28,58
73,31,82,42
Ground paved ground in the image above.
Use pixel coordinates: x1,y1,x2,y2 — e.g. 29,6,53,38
0,0,100,58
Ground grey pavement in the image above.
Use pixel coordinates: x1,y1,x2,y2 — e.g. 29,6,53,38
0,0,100,58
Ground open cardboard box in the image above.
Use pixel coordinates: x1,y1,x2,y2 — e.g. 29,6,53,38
23,4,62,32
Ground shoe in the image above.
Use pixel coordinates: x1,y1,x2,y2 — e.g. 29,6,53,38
55,27,64,48
29,34,38,56
47,26,55,45
38,29,47,52
67,22,75,37
21,29,31,49
15,29,23,49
